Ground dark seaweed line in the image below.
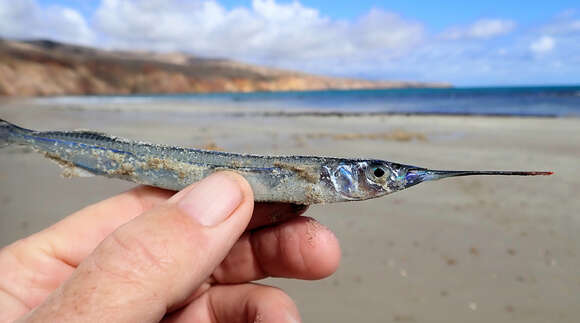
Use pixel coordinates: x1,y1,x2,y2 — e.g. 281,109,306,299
222,111,566,118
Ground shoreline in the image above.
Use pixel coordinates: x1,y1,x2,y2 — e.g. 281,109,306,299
5,97,577,119
12,83,578,118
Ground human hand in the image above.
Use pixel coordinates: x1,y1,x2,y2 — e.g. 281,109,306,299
0,172,341,322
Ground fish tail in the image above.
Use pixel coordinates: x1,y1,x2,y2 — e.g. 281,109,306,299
0,118,33,147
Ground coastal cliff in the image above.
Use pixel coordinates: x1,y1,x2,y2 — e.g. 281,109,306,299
0,39,451,96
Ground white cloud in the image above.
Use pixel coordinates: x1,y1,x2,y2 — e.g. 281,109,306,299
541,14,580,34
441,19,516,40
93,0,424,65
530,36,555,54
352,9,424,52
0,0,94,44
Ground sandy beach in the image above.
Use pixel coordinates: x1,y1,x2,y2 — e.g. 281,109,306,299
1,100,579,322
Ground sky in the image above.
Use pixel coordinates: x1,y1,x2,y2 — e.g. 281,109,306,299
1,0,579,86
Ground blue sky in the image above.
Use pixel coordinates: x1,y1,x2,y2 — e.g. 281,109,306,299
2,0,580,86
37,0,578,28
224,1,577,29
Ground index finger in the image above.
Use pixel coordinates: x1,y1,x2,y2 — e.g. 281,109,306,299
36,186,173,266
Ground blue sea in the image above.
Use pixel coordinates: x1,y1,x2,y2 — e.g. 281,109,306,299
42,86,580,117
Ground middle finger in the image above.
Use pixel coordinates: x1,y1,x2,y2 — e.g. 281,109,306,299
211,217,341,283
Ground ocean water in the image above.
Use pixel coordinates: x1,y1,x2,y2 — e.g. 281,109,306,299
38,86,580,117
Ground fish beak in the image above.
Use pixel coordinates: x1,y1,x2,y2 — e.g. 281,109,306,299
402,167,432,189
402,167,553,189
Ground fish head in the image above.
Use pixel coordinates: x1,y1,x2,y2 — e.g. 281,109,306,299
324,160,416,201
357,160,428,196
323,159,552,202
326,160,553,202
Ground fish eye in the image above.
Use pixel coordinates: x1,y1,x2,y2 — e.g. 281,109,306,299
366,164,390,183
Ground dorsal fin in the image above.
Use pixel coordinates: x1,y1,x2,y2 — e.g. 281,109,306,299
41,129,120,144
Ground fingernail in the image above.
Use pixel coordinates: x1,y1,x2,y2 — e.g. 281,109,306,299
177,173,243,226
286,311,301,323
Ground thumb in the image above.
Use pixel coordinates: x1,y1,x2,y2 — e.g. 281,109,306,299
24,172,254,322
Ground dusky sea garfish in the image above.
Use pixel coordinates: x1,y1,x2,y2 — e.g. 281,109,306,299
0,119,552,204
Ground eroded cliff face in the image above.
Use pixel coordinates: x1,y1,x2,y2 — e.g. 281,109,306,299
0,39,451,96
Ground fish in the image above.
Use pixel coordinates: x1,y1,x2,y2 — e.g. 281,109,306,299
0,119,552,204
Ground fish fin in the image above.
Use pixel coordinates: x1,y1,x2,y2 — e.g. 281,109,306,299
43,152,96,178
1,118,33,147
61,166,96,178
71,129,109,136
43,129,121,144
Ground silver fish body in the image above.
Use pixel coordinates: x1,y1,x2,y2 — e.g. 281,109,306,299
0,119,551,204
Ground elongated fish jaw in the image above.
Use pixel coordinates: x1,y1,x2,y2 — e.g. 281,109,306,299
400,167,554,190
399,167,430,189
379,163,440,192
398,167,460,190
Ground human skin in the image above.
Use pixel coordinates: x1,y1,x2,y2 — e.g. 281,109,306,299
0,172,341,322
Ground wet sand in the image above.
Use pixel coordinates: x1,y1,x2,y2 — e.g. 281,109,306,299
1,100,579,322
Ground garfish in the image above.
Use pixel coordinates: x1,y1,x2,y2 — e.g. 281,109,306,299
0,119,552,204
